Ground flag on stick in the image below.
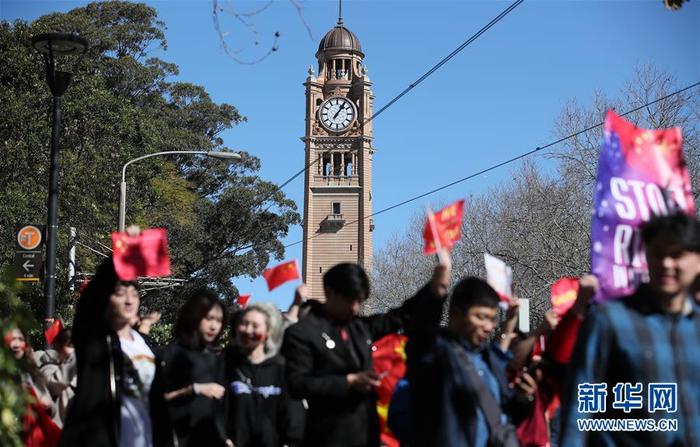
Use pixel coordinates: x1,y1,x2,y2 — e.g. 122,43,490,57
44,319,64,346
484,253,513,303
423,200,465,255
236,294,251,308
550,277,579,317
262,260,300,291
111,228,171,281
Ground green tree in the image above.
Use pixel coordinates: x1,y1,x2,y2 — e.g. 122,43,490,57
0,1,300,325
0,271,36,447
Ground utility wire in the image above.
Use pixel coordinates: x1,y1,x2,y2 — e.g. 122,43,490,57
282,81,700,249
74,241,109,258
363,0,524,127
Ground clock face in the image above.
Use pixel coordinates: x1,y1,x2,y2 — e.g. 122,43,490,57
319,97,356,132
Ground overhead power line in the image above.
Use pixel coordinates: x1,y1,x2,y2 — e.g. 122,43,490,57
283,81,700,249
365,0,524,126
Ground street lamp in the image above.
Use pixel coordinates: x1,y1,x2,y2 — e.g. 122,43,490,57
32,32,88,322
119,150,242,231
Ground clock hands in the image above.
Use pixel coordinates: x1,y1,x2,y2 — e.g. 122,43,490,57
320,98,354,130
333,105,344,120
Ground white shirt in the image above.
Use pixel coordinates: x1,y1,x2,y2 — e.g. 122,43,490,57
119,329,156,447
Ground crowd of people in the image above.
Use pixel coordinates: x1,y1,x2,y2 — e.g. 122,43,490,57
5,212,700,446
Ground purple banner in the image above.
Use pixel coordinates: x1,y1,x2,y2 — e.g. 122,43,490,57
591,110,694,301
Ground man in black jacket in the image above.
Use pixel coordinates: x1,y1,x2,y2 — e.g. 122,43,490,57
281,260,450,447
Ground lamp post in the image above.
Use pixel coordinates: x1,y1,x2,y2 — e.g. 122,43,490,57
119,150,242,231
32,32,88,322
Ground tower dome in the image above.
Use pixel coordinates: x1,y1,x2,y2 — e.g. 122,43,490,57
317,19,363,57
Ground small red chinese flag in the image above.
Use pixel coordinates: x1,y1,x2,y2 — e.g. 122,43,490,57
423,200,465,255
44,319,64,346
236,294,252,308
262,260,300,291
111,228,171,281
550,277,579,317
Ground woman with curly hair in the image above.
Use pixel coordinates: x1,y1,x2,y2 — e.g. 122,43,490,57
225,303,304,447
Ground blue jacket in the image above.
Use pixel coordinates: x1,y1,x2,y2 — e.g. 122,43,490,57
559,287,700,446
405,286,531,447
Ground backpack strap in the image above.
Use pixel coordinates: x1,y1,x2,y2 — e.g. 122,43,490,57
449,340,505,433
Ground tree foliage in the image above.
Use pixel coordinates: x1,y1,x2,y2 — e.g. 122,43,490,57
0,1,300,324
368,66,699,329
0,271,36,447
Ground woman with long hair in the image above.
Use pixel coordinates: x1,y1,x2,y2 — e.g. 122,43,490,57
5,327,54,412
58,257,172,447
162,288,229,447
225,303,304,447
5,326,61,446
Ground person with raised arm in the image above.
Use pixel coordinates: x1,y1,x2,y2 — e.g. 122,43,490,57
281,256,451,447
59,228,172,447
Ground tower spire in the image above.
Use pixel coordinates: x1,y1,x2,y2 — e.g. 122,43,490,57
338,0,343,25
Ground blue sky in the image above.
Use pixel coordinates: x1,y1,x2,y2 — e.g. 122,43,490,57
3,0,698,310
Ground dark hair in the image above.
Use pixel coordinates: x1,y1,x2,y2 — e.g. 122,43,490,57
450,277,500,313
641,213,700,252
53,327,72,350
174,288,226,350
229,309,244,334
72,258,138,345
6,326,44,384
323,263,370,300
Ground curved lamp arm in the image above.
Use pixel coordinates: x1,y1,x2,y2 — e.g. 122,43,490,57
119,150,241,231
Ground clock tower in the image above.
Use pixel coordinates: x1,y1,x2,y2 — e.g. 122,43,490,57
301,15,374,301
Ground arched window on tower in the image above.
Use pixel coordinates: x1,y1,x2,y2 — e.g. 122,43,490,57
332,153,342,177
323,153,332,177
344,153,353,176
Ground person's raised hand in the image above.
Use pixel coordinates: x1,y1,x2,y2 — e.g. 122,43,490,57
137,311,161,334
504,296,520,322
573,274,599,316
543,310,559,331
294,284,309,306
431,249,452,298
125,225,141,237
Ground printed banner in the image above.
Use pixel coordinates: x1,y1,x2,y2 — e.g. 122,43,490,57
591,110,694,301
